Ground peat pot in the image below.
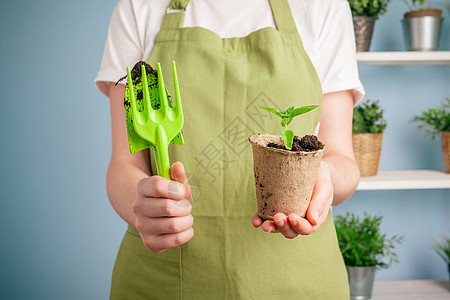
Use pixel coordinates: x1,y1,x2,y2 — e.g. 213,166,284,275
248,133,324,220
353,16,376,52
402,9,443,51
347,266,376,300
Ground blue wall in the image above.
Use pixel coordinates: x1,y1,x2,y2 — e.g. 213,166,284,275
0,0,448,299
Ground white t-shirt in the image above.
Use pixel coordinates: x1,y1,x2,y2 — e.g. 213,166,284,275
95,0,365,103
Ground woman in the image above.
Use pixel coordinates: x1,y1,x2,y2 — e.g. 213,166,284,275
95,0,364,298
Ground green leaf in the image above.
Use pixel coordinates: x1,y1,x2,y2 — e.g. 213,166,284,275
259,107,282,118
289,105,319,118
282,105,295,115
282,129,294,150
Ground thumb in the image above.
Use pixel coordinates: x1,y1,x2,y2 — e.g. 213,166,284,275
170,161,188,185
170,162,192,202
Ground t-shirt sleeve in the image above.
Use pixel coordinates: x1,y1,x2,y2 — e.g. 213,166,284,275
95,0,143,97
316,0,365,105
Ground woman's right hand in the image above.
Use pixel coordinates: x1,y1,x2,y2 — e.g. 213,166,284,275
132,162,194,253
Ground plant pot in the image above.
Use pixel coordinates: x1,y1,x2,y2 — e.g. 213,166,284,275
353,16,376,52
248,133,324,220
442,131,450,173
402,9,443,51
352,133,383,177
347,266,376,300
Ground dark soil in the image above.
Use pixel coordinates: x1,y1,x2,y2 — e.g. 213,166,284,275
267,135,324,152
115,61,158,86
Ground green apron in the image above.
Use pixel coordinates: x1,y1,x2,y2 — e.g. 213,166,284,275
111,0,349,299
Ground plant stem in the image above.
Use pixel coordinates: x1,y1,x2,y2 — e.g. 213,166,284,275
403,0,413,10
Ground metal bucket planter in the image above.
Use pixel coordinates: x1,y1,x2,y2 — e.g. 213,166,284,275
347,266,376,300
402,9,443,51
353,17,376,52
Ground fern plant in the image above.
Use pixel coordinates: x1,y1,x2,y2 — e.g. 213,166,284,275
411,98,450,139
335,211,404,269
433,233,450,265
353,99,387,134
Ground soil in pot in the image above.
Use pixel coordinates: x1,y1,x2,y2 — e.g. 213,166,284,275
404,8,443,18
249,134,324,220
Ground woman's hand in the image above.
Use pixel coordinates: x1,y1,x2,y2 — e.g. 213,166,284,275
132,162,194,253
252,161,333,239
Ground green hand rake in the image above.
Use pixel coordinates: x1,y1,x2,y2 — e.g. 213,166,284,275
126,61,184,179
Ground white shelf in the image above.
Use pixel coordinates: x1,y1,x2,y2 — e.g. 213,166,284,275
372,280,449,300
356,51,450,65
357,170,450,190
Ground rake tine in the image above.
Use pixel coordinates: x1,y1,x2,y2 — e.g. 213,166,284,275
126,67,140,123
172,61,182,117
157,63,169,117
141,65,151,117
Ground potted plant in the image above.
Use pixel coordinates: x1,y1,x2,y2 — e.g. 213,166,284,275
335,211,404,300
248,105,324,220
352,99,387,176
432,233,450,285
402,0,444,51
411,98,450,173
347,0,392,52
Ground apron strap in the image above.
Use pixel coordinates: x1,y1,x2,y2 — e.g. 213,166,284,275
162,0,298,34
169,0,190,10
269,0,298,33
160,0,189,30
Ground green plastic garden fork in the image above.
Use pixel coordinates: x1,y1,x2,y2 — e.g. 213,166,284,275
126,61,184,179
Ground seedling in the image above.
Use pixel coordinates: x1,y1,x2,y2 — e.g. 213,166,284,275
259,105,318,150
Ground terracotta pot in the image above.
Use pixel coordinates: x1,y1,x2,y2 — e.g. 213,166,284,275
352,16,376,52
352,133,383,177
248,133,324,220
441,131,450,173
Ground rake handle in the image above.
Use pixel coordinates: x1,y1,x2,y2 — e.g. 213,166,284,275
154,124,171,179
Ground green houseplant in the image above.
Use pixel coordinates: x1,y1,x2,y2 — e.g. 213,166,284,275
432,233,450,283
411,98,450,173
352,99,387,176
335,211,404,300
347,0,392,51
402,0,444,50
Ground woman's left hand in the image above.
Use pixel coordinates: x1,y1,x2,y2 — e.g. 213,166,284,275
252,161,334,239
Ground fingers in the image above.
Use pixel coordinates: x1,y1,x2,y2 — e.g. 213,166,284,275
133,198,192,217
252,213,263,228
137,176,186,200
141,228,195,254
137,214,194,235
273,213,299,239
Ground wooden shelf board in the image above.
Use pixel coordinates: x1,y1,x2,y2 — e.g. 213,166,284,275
357,170,450,190
357,51,450,65
372,280,449,300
